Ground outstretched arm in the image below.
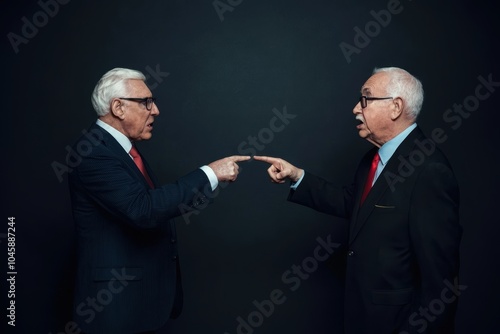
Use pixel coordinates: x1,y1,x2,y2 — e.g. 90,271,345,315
254,155,353,218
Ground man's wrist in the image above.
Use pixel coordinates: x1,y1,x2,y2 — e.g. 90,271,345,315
199,165,218,191
290,170,305,190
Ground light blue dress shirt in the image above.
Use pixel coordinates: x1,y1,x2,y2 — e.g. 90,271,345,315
372,123,417,185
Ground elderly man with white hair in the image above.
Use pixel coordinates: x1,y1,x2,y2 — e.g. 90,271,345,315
68,68,250,334
255,67,462,334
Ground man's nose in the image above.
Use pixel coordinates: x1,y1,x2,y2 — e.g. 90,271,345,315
151,103,160,116
353,101,362,114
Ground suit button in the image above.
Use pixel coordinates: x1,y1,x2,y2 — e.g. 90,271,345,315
171,239,176,244
348,250,355,256
172,256,178,261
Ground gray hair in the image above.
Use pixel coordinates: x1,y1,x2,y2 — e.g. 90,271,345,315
91,68,146,116
373,67,424,120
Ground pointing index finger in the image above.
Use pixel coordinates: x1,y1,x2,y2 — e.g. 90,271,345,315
253,156,280,164
229,155,252,163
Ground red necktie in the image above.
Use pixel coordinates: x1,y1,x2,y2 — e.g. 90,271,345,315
360,152,380,205
129,146,154,189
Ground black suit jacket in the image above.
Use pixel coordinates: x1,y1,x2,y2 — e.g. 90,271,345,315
68,123,211,334
289,126,461,334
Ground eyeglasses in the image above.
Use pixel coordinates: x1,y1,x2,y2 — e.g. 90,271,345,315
119,97,157,111
359,96,393,109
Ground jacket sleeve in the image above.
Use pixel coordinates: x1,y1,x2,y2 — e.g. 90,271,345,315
287,171,355,219
71,152,212,229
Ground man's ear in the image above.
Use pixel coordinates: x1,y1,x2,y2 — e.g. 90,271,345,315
390,97,404,120
110,98,125,119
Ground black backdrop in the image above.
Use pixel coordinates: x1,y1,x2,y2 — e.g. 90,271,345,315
2,0,499,333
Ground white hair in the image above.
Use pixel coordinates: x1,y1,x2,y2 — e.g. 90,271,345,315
91,68,146,116
373,67,424,120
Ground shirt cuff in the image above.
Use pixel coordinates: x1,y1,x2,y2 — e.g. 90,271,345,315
290,171,305,190
199,165,218,191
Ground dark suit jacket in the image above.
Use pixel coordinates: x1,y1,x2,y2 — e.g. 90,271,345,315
68,123,211,334
289,126,461,334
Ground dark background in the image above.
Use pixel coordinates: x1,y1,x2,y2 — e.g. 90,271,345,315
1,0,499,333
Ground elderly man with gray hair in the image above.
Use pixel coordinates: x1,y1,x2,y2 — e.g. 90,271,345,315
255,67,462,333
68,67,250,334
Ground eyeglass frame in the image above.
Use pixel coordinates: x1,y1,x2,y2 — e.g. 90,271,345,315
359,95,393,109
118,97,157,111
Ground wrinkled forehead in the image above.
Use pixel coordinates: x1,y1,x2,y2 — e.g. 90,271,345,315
361,72,389,96
124,79,152,97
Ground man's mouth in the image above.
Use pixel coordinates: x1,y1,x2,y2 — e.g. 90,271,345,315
355,116,364,128
147,122,154,129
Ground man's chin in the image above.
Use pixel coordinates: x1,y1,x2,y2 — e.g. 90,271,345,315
357,129,369,138
135,133,153,141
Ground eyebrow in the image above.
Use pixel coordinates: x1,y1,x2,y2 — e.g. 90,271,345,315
361,87,371,96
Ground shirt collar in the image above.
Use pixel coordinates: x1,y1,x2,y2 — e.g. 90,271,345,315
378,123,417,166
96,119,133,155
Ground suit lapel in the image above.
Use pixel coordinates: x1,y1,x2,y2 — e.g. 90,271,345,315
349,148,376,240
349,127,424,244
90,123,156,188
